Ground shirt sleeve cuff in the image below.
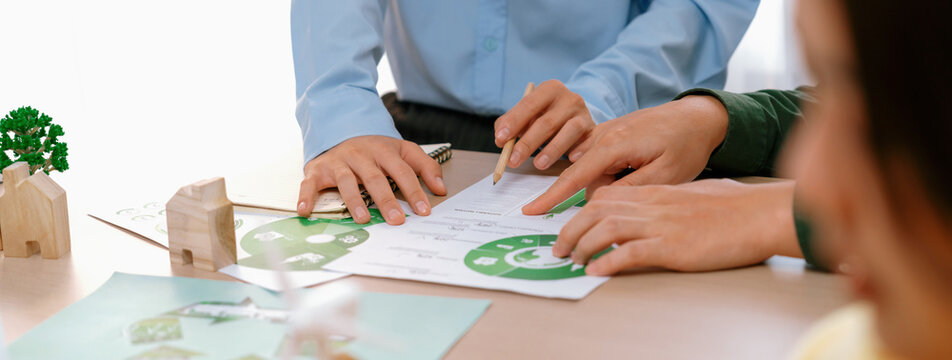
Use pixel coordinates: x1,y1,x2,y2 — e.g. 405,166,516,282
297,86,403,164
566,78,627,124
584,100,614,124
673,88,770,175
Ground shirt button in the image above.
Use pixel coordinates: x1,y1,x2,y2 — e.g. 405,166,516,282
483,37,498,52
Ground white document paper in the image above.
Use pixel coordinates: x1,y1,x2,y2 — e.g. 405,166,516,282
325,174,609,300
217,262,348,291
89,200,282,248
89,200,413,291
89,201,349,290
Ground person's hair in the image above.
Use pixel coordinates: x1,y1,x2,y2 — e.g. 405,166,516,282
842,1,952,218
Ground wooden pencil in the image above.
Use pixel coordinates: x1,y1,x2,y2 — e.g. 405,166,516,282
493,82,535,185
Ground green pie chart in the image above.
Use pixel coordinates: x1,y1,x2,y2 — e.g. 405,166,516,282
464,234,593,280
238,209,386,271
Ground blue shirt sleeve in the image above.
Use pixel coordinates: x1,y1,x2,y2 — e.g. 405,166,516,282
565,0,759,124
291,0,401,163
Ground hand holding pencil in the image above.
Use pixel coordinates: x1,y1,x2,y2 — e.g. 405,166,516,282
493,82,536,185
493,80,597,185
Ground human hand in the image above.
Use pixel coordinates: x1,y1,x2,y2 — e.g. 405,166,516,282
555,179,802,276
494,80,596,170
297,135,447,225
523,95,730,215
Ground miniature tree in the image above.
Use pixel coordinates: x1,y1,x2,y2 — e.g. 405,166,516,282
0,106,69,175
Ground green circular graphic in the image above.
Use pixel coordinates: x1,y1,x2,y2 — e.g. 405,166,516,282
464,234,589,280
238,209,385,271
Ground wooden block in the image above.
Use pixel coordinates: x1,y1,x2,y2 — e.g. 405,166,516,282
166,177,236,271
0,182,4,251
0,162,71,259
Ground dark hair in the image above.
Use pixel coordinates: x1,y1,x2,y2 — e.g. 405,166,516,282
843,1,952,217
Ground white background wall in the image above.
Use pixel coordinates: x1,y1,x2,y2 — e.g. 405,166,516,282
725,0,812,92
0,0,810,197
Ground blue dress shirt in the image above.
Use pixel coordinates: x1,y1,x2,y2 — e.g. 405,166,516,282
292,0,759,162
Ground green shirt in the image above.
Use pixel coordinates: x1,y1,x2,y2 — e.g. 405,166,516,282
674,87,827,270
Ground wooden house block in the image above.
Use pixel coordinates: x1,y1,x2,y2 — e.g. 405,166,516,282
0,183,4,251
166,177,236,271
0,162,71,259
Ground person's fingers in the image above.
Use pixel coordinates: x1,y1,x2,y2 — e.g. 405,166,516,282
510,90,588,168
401,142,447,196
378,151,431,216
572,214,649,265
297,160,336,216
552,201,616,257
522,147,618,215
568,131,599,162
347,157,406,225
297,174,325,217
591,184,637,200
509,113,562,168
585,238,663,276
566,130,595,163
584,175,616,200
612,160,674,187
332,167,371,223
534,115,591,170
493,81,561,147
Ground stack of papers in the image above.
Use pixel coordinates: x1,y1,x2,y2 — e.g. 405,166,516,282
91,173,609,299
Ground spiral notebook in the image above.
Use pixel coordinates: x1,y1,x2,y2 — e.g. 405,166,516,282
228,143,452,219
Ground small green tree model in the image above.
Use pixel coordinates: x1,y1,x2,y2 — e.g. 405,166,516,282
0,106,69,176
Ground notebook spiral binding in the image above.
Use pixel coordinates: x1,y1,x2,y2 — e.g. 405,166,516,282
359,145,453,207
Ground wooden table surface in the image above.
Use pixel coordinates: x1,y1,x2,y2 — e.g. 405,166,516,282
0,150,849,359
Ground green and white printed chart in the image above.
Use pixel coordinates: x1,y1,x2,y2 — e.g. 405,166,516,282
236,213,383,271
219,210,393,290
326,174,610,300
465,234,587,280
